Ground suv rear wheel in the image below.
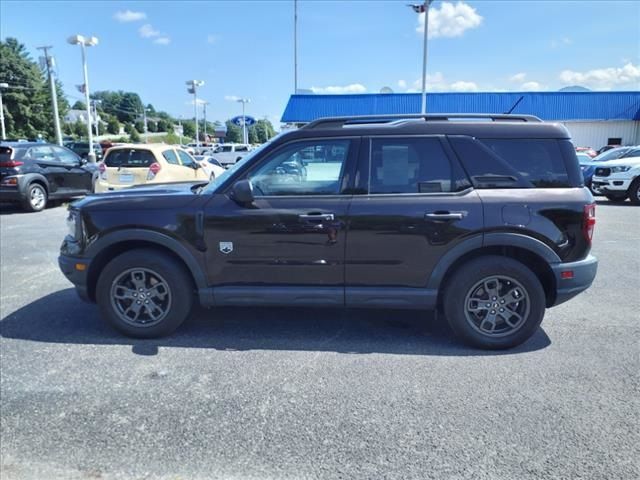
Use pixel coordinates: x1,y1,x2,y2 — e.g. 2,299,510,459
96,249,194,338
629,178,640,206
443,256,545,349
22,183,47,212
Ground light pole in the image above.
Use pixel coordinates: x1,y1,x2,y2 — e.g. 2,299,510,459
408,1,432,114
294,0,298,93
202,101,210,143
37,46,63,145
68,34,99,161
0,82,7,140
236,98,250,145
92,99,101,137
186,80,204,147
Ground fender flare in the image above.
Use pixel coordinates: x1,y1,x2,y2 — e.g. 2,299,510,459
17,173,50,195
85,228,208,290
426,233,561,290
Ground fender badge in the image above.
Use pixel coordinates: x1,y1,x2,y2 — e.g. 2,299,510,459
219,242,233,254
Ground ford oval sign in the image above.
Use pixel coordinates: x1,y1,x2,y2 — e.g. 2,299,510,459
232,115,256,127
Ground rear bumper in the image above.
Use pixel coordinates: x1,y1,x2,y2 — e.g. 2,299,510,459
0,187,23,202
550,254,598,306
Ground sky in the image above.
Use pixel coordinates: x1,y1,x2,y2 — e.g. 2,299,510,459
1,0,639,127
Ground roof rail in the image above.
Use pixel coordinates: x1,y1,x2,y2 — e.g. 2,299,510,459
303,113,543,129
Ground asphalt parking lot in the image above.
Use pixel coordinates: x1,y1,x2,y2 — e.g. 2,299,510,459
1,200,639,480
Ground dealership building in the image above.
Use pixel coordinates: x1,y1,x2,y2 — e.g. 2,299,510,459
281,91,640,148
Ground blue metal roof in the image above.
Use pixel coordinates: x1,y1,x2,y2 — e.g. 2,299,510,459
281,91,640,123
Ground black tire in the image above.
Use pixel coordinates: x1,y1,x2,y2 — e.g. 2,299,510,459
605,194,627,204
21,183,47,212
96,249,194,338
443,256,546,350
628,178,640,206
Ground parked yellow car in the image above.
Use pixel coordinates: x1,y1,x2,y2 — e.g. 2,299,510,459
95,144,209,192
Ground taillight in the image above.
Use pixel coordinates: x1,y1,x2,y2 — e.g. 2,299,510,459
0,160,24,167
147,162,161,180
98,162,107,180
583,203,596,244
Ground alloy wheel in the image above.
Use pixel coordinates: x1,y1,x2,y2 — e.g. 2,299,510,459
110,268,172,327
30,186,46,210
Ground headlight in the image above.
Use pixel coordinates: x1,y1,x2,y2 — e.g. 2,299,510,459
66,209,82,240
610,166,631,173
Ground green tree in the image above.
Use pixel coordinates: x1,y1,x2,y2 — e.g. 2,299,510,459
147,120,157,133
106,116,120,135
73,119,87,137
182,120,196,140
0,37,68,139
129,129,141,143
157,119,171,132
72,100,86,110
224,120,242,143
134,120,145,133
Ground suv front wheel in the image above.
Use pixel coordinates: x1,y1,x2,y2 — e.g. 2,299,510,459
96,249,194,338
443,256,545,349
22,183,47,212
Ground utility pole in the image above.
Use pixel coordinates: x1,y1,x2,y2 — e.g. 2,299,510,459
202,101,209,142
142,108,148,142
294,0,298,93
0,83,7,140
186,80,204,147
37,46,63,145
92,100,101,137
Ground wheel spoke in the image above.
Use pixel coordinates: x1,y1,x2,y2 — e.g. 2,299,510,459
501,287,524,306
483,279,499,298
499,309,523,328
113,286,137,300
147,282,169,300
123,301,143,321
145,299,164,320
479,314,497,333
467,298,489,313
130,270,147,290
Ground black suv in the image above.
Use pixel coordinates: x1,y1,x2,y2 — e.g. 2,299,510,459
0,142,98,211
67,141,104,161
59,114,598,349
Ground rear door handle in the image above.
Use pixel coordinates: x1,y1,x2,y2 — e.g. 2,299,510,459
425,211,466,221
299,213,335,221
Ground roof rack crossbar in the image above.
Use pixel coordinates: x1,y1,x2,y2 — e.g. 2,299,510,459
303,113,543,129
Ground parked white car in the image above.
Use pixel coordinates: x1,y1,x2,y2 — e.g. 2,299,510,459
211,143,252,167
591,156,640,205
193,155,225,180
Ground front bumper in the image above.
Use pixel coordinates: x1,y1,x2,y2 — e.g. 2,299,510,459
550,254,598,306
59,241,92,303
591,176,633,194
0,187,23,202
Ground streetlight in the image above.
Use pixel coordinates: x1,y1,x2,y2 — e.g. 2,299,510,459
236,98,250,145
186,80,204,147
0,82,8,140
68,34,99,162
202,101,210,143
408,1,432,114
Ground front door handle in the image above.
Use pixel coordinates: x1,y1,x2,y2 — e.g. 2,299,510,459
299,213,335,221
425,211,466,221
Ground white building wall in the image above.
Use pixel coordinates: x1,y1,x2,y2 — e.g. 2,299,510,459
561,121,640,148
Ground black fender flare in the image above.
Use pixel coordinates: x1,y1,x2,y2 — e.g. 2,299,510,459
85,229,208,291
426,233,561,290
17,173,50,195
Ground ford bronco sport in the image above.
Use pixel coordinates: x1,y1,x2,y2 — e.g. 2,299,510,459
59,114,598,349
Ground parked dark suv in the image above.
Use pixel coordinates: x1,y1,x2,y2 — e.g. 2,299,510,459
1,142,98,211
59,114,598,349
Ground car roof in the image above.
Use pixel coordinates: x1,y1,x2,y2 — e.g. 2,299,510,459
280,115,572,140
106,143,185,153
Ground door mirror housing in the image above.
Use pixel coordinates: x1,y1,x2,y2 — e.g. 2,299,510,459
231,179,255,204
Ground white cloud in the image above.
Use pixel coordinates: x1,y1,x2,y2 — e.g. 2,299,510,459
225,95,240,102
551,37,572,49
114,10,146,22
559,62,640,89
450,81,478,92
398,79,407,89
509,72,527,83
416,2,483,38
207,34,219,44
139,24,160,38
520,81,543,91
310,84,367,94
153,37,171,45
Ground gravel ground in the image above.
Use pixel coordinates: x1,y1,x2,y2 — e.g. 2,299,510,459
1,200,639,480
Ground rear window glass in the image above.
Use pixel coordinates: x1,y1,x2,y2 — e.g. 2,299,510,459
480,139,569,188
105,149,156,168
162,150,180,165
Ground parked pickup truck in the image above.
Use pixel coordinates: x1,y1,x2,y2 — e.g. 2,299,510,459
211,143,252,168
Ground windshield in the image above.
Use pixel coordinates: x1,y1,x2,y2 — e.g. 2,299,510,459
202,134,284,194
592,147,629,162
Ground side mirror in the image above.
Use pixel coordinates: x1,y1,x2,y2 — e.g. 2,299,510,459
231,179,255,205
79,157,88,165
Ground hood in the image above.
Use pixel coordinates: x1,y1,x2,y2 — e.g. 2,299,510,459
591,156,640,168
72,181,208,210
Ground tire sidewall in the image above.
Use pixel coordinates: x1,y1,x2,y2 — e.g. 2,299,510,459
96,250,194,338
629,178,640,206
444,256,546,349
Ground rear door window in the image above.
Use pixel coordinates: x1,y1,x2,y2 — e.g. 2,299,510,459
29,146,57,161
105,149,156,168
162,149,180,165
367,137,470,194
177,150,196,167
479,139,570,188
52,146,80,164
